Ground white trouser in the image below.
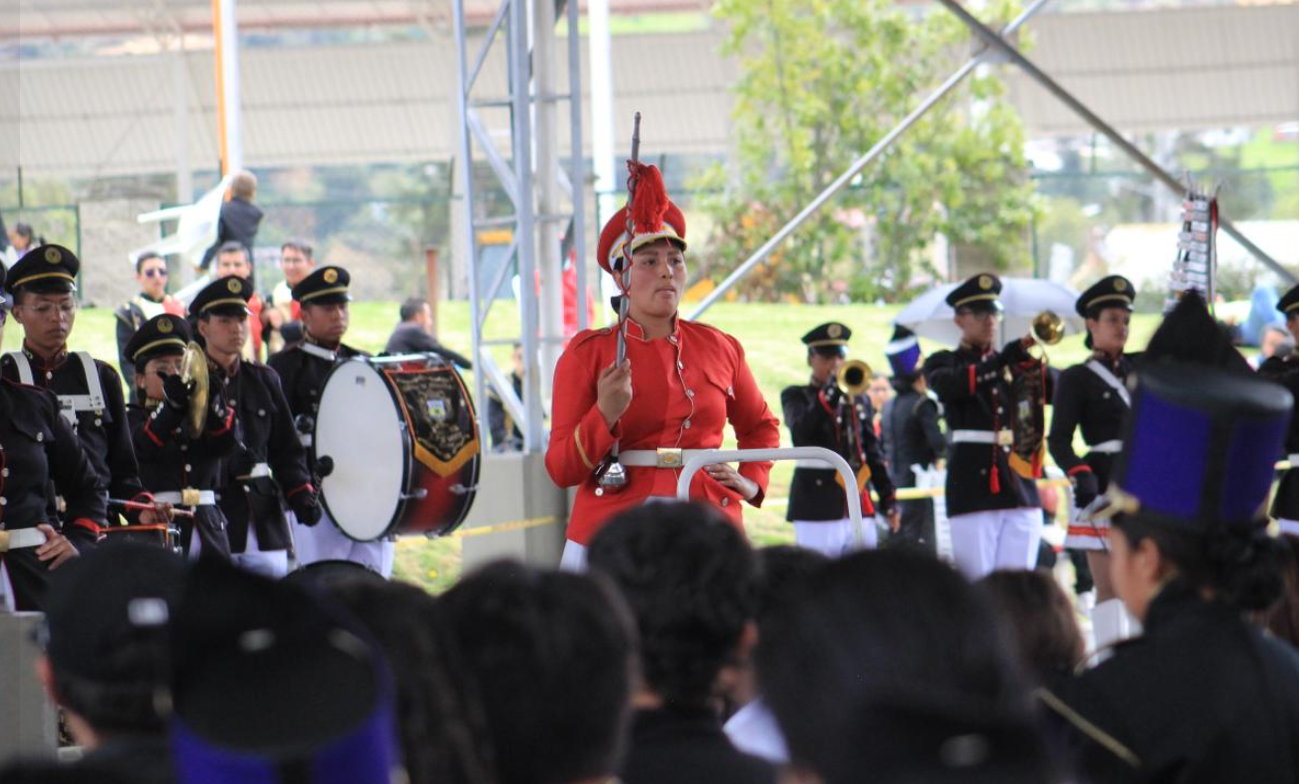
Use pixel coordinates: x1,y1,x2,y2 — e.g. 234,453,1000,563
290,511,394,579
560,540,588,573
947,508,1043,580
1278,518,1299,537
231,525,289,580
792,517,876,558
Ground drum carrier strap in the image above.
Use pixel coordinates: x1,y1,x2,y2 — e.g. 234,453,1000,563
5,351,106,428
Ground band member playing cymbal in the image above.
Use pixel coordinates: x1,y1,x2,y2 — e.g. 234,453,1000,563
1048,275,1140,649
782,323,897,557
546,159,780,571
923,273,1049,579
192,275,322,578
0,262,107,612
268,265,392,576
126,313,237,562
1259,282,1299,538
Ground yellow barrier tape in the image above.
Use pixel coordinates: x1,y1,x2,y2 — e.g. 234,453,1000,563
396,516,560,544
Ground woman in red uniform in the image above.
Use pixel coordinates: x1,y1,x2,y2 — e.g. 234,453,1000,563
546,162,781,570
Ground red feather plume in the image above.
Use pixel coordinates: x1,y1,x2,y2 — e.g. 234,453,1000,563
628,162,669,235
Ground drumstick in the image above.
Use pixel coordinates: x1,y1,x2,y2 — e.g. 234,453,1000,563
109,499,196,519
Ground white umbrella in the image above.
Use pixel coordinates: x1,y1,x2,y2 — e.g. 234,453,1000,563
894,277,1082,347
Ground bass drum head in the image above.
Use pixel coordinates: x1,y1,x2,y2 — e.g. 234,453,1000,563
315,361,407,541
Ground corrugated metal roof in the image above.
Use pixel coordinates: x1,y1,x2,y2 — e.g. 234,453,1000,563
7,4,1299,178
8,0,716,37
1004,4,1299,134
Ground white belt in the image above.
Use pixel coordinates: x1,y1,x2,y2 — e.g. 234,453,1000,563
619,449,713,469
1089,440,1123,454
0,527,49,552
237,462,272,480
1288,454,1299,467
152,490,217,506
950,429,1013,446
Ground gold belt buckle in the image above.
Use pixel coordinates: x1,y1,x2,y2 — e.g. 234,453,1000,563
181,488,202,506
996,430,1014,447
656,448,684,468
0,530,10,553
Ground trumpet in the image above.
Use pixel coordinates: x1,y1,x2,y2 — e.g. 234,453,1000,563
1027,311,1064,361
834,358,873,397
1031,310,1065,345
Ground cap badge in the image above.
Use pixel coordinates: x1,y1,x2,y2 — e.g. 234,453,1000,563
44,247,61,264
827,324,843,339
978,275,993,290
323,269,339,284
227,278,242,294
1115,279,1128,292
158,318,173,333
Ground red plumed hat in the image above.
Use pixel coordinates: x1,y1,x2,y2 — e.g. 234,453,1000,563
596,162,687,276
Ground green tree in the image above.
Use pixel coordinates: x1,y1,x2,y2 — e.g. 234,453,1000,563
692,0,1038,303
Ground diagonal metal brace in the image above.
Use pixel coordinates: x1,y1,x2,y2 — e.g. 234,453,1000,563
937,0,1295,285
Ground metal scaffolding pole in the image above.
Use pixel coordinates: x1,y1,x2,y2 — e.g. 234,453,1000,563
937,0,1295,285
689,0,1053,319
453,0,591,452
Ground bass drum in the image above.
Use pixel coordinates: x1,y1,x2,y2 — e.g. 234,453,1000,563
314,355,480,541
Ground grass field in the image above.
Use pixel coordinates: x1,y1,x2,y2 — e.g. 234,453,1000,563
3,300,1175,591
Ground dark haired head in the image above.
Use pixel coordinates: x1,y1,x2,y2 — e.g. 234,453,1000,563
1114,516,1287,612
754,545,827,629
440,561,636,784
134,251,164,274
1263,534,1299,650
977,570,1085,684
757,550,1055,784
400,297,429,322
280,239,313,260
216,240,247,259
587,501,758,708
329,579,488,784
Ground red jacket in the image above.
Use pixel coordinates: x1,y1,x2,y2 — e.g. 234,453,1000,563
546,317,780,545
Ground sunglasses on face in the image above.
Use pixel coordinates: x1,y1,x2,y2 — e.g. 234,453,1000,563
143,268,168,278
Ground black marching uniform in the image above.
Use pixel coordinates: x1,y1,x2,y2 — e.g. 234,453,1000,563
267,265,388,574
1259,283,1299,533
1048,583,1299,784
1044,300,1299,784
1048,275,1140,550
126,314,237,561
265,267,366,476
922,274,1047,578
2,245,152,523
0,253,108,610
190,276,320,569
0,379,109,610
922,275,1045,516
782,323,895,554
880,325,944,552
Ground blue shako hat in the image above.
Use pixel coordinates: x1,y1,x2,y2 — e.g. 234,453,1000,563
1106,293,1293,530
885,325,921,378
169,561,402,784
